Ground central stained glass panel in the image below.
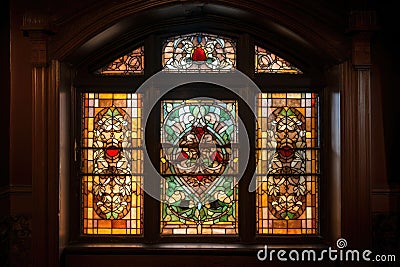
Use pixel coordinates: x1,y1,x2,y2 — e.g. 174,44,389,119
160,99,238,235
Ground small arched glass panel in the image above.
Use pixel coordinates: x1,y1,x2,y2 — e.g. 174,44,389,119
162,33,236,72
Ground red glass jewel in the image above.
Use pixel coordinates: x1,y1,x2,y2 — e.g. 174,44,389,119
192,47,207,61
196,175,204,181
279,146,293,158
106,147,119,157
194,126,206,139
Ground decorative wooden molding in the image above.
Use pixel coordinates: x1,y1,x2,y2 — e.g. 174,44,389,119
22,12,60,265
340,59,373,250
0,185,32,198
48,0,349,66
27,59,61,267
22,10,54,67
340,13,377,250
23,12,60,266
22,10,52,32
372,188,400,194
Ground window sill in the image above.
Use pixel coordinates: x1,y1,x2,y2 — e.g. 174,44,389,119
63,241,330,256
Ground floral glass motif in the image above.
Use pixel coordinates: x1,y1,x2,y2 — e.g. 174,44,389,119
162,33,236,72
81,93,143,234
256,93,319,234
160,99,238,235
95,46,144,75
255,46,302,74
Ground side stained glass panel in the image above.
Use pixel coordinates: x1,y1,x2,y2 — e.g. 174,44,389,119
95,46,144,75
81,93,143,235
160,99,238,234
255,46,302,74
162,33,236,72
256,93,319,234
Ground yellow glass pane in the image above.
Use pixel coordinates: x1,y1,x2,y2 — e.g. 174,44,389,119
256,92,319,235
81,93,143,235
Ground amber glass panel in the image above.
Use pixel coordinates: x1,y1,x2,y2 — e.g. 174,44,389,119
81,93,143,235
256,93,319,234
95,46,144,75
160,99,238,234
255,46,302,74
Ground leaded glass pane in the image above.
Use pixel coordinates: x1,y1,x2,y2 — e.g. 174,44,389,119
81,93,143,235
95,46,144,75
256,92,319,234
255,46,302,74
162,33,236,72
160,99,238,235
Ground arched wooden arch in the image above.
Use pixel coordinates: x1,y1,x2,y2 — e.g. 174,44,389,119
49,1,349,68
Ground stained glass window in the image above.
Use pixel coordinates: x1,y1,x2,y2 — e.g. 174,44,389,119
81,93,143,235
162,33,236,72
95,46,144,75
255,46,302,74
160,99,238,234
256,93,319,234
78,30,324,239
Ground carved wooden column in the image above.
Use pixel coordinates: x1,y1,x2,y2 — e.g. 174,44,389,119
341,10,377,254
22,10,59,267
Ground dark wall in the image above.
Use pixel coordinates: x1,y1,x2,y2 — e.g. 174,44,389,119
9,0,33,187
373,2,400,186
0,5,11,263
370,1,400,256
0,0,10,187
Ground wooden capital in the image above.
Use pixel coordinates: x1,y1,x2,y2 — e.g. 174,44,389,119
22,10,54,67
347,10,378,69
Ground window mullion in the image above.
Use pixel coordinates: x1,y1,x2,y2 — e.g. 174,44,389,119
143,34,162,242
238,98,257,243
236,34,256,242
